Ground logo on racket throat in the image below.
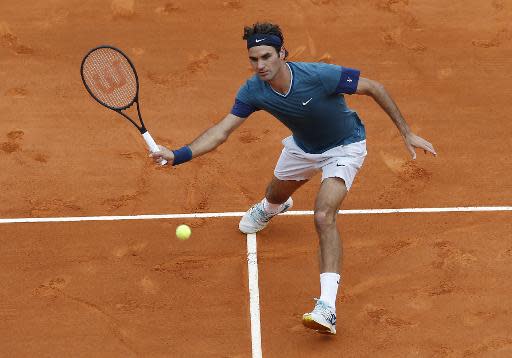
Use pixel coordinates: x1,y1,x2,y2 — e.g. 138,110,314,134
92,59,127,95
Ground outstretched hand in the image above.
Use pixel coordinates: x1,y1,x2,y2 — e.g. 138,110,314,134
404,133,437,160
149,145,174,165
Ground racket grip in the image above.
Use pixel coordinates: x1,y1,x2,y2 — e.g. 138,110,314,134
142,131,168,165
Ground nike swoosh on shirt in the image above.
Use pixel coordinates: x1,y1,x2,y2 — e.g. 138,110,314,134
302,98,313,105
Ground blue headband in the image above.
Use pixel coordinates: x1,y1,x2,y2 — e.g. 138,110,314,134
247,34,282,49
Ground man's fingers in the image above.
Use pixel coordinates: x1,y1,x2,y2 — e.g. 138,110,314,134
407,144,416,160
422,139,437,156
424,144,437,156
407,134,437,158
149,151,164,162
414,139,437,157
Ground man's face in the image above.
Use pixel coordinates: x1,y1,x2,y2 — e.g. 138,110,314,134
248,45,284,81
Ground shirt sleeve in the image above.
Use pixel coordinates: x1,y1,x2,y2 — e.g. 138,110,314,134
230,82,258,118
231,99,257,118
318,63,361,95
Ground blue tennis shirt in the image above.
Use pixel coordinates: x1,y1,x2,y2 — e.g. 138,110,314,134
231,62,366,154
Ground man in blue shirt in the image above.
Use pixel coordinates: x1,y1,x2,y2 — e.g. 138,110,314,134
151,22,436,335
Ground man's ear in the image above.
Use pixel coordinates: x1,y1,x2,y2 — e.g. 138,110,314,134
279,47,286,60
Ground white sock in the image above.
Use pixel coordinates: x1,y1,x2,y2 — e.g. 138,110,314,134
319,272,341,309
262,198,282,214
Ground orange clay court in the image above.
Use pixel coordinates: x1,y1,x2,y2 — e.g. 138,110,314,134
1,0,512,357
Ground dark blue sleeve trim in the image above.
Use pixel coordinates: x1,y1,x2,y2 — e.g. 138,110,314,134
335,67,360,94
172,146,192,166
231,99,257,118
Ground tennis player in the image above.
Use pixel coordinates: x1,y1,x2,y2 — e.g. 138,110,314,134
151,22,436,335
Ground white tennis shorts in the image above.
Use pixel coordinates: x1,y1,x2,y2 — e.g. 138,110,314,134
274,136,367,190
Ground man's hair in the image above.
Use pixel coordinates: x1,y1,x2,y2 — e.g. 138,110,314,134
243,22,288,59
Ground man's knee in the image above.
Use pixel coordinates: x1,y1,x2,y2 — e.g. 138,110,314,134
314,209,337,229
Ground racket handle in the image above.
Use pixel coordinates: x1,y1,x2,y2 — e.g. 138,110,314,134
142,130,168,165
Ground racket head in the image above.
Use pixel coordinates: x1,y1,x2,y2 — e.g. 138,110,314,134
81,45,139,111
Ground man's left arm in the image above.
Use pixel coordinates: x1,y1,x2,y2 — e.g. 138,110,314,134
355,77,437,159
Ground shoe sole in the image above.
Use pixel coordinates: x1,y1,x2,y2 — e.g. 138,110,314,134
239,224,266,234
302,315,336,335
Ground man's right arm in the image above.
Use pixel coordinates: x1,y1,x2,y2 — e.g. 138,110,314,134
150,113,246,165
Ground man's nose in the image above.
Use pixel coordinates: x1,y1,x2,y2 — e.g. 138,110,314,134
257,60,265,69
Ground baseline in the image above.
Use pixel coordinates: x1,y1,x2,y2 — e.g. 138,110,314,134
0,206,511,224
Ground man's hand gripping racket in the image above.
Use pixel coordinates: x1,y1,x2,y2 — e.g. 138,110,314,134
80,45,167,165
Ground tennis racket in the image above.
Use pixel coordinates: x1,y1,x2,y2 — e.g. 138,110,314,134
80,45,167,165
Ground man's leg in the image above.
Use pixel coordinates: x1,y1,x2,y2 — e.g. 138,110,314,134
265,176,307,204
302,177,348,335
314,177,347,273
239,176,307,234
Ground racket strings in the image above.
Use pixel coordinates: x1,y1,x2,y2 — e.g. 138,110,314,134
82,48,137,109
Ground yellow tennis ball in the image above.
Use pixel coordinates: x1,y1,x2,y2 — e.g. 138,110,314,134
176,224,191,240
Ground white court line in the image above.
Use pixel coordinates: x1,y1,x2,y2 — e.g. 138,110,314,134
0,206,511,224
246,233,262,358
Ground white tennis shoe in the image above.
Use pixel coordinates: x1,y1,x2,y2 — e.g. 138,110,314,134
302,299,337,335
238,197,293,234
